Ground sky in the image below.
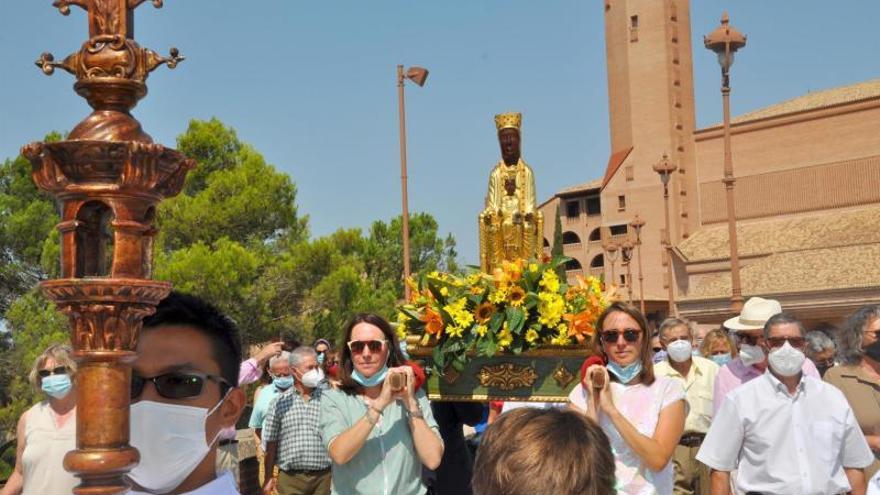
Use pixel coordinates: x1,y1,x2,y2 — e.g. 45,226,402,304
2,1,879,265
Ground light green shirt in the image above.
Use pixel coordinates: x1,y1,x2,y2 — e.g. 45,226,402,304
319,388,440,495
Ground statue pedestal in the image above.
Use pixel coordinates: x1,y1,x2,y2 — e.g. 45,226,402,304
407,337,593,402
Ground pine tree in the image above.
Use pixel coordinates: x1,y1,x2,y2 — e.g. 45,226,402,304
551,205,565,279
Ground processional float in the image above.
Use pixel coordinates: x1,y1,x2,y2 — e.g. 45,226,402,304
402,112,606,403
22,1,193,493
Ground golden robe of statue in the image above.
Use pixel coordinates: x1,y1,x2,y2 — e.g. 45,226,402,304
479,112,544,273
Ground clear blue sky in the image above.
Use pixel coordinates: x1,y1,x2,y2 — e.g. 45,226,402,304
2,1,878,265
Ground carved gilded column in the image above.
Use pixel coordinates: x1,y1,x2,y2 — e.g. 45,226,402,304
22,1,193,493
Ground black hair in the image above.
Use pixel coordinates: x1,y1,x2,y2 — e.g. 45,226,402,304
142,291,242,387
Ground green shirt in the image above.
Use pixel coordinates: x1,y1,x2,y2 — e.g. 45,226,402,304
319,388,440,495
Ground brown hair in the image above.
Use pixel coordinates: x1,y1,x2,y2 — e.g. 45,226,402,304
700,328,738,358
594,301,655,386
473,408,616,495
338,313,407,394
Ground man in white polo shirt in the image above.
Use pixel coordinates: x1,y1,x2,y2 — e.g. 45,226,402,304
697,313,874,495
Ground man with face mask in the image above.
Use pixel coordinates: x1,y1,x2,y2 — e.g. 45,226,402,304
250,352,293,490
654,318,719,495
127,292,247,495
697,314,874,495
262,346,331,495
712,296,820,414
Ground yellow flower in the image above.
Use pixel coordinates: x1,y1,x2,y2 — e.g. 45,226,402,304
529,263,539,273
446,325,464,338
466,273,481,285
537,292,565,328
474,324,488,337
440,286,449,296
539,269,560,293
497,323,513,349
444,297,473,328
489,287,508,304
525,328,539,343
508,286,527,307
551,324,571,345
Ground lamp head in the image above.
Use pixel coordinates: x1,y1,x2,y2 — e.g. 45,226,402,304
405,66,429,87
703,12,747,71
652,153,677,185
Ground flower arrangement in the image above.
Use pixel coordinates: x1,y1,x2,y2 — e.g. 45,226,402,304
396,257,612,374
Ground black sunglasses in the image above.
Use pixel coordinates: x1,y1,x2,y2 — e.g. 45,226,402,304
347,339,387,354
131,371,231,400
38,366,69,378
601,329,642,344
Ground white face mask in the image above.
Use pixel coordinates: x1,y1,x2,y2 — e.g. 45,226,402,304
666,340,693,363
739,343,765,367
767,341,805,377
128,397,226,494
300,368,324,389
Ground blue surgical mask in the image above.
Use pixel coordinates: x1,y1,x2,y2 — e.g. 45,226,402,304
607,360,642,384
399,341,410,360
274,376,294,390
352,365,388,387
691,348,702,357
710,353,732,367
42,374,72,399
652,350,668,364
317,353,326,365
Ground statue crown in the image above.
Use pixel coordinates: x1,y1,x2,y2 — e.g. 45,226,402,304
494,112,522,132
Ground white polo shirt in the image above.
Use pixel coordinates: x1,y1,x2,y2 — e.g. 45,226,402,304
697,371,874,495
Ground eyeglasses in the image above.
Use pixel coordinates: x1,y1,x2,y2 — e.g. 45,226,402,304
601,329,641,344
347,340,387,354
663,336,690,344
131,371,231,400
38,366,69,378
652,347,662,353
766,336,805,349
736,333,762,346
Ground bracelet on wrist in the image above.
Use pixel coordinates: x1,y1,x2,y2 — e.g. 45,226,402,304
407,405,424,420
364,410,378,426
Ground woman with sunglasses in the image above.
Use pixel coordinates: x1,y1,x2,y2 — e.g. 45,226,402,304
1,344,78,495
569,302,686,494
319,313,443,495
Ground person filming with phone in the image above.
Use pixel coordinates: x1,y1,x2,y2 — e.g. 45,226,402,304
319,313,443,495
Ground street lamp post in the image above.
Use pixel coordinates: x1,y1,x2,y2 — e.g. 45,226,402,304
653,153,678,317
629,215,646,314
621,239,634,304
397,64,429,301
603,235,619,288
704,12,747,313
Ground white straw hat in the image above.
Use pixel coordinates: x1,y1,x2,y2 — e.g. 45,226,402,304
723,297,782,332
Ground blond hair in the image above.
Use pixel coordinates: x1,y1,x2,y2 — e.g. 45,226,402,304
28,343,76,392
699,329,738,358
473,408,616,495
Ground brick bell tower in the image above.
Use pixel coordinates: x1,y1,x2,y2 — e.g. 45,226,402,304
600,0,699,307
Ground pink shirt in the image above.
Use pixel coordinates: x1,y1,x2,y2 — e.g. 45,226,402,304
219,358,264,441
712,356,820,414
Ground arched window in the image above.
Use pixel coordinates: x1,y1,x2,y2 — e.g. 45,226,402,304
562,231,581,245
588,228,602,242
75,201,115,277
590,254,604,268
565,259,583,271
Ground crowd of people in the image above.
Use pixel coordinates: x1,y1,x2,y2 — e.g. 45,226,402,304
1,291,879,495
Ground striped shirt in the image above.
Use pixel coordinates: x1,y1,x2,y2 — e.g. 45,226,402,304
263,387,330,471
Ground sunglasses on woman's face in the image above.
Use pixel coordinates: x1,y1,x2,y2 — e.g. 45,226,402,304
131,371,230,400
601,329,641,344
38,366,68,378
347,339,387,354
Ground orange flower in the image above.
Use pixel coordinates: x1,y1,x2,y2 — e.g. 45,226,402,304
421,307,443,335
502,260,523,282
475,302,496,323
564,310,597,344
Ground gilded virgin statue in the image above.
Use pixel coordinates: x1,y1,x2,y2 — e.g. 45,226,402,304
479,112,544,273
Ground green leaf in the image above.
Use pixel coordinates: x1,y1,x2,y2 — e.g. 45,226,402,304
489,311,505,333
506,307,526,334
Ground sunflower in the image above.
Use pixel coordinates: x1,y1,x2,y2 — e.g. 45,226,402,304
475,302,496,324
508,286,527,307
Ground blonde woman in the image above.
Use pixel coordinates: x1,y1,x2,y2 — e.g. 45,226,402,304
1,344,78,495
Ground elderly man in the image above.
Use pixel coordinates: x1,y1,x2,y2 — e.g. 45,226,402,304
654,318,719,495
250,351,293,490
713,296,820,413
262,347,330,495
805,330,836,377
697,313,875,495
